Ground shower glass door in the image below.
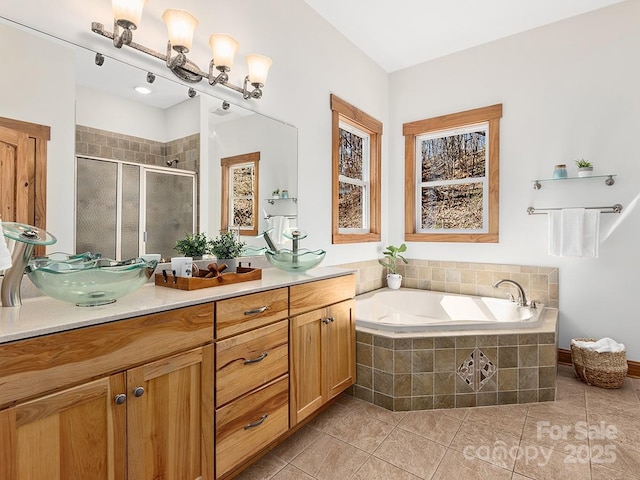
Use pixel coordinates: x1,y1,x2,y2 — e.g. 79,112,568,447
76,157,196,261
144,169,196,260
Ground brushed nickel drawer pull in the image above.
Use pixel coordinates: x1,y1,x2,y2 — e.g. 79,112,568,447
244,352,268,365
133,386,145,397
244,413,268,430
114,393,127,405
244,305,268,315
322,318,330,325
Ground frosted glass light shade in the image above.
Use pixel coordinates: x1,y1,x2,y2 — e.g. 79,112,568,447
162,9,199,52
112,0,147,28
246,54,273,86
209,34,239,70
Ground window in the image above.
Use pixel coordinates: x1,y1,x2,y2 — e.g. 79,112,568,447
404,104,502,243
221,152,259,236
331,94,382,244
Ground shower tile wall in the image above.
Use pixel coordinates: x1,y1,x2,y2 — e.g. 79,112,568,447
338,259,558,309
76,125,200,172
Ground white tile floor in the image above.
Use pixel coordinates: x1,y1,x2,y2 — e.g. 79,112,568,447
234,365,640,479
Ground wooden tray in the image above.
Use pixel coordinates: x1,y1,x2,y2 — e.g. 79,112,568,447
154,267,262,291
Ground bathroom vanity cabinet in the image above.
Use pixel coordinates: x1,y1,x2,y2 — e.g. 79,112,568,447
0,269,356,480
289,276,356,426
0,303,214,480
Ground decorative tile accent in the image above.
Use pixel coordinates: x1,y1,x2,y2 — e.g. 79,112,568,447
456,348,497,392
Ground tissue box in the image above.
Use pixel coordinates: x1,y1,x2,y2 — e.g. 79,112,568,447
571,337,628,388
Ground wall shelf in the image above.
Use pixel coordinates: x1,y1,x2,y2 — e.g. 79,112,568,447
532,174,616,190
266,197,297,205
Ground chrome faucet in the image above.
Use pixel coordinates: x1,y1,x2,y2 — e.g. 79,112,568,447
493,279,529,307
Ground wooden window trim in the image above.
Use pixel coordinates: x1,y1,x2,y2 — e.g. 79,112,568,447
331,94,382,244
403,104,502,243
220,152,260,237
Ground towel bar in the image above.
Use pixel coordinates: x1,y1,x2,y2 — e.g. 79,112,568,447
527,204,623,215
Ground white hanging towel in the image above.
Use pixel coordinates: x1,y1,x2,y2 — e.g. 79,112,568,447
548,208,599,257
267,215,290,245
0,216,12,270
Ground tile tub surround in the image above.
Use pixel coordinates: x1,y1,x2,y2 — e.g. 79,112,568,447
338,259,558,309
353,309,558,411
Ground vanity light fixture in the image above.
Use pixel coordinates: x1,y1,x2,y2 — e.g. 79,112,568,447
91,0,272,100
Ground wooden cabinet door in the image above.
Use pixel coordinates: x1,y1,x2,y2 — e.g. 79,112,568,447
325,300,355,400
290,309,324,426
127,345,214,480
0,374,127,480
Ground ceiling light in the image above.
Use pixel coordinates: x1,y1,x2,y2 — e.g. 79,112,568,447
134,86,151,94
91,2,272,100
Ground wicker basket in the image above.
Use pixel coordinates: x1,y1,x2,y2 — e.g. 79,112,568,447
571,337,628,389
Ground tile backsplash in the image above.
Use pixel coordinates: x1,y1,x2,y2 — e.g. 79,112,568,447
337,259,558,308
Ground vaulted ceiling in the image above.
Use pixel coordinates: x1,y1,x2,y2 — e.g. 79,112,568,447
303,0,625,72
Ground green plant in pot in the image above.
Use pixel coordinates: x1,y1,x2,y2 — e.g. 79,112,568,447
210,231,247,272
174,232,213,259
575,159,593,177
378,243,408,289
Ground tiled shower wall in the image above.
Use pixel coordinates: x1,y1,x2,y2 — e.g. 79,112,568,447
76,125,200,173
337,259,558,308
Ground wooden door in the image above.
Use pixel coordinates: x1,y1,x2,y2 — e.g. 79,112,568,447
0,125,30,224
0,117,50,255
325,300,355,400
126,345,214,480
0,374,127,480
290,308,324,426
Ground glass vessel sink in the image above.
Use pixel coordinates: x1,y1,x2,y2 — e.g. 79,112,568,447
264,248,326,273
26,254,158,306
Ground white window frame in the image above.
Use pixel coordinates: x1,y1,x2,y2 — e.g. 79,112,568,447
338,120,371,234
415,122,490,234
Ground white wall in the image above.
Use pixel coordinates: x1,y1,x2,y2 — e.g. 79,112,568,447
0,22,76,251
388,0,640,358
76,86,199,143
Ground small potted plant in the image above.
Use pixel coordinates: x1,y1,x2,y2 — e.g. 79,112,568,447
378,243,408,290
174,232,213,259
272,189,280,199
210,231,247,272
575,159,593,177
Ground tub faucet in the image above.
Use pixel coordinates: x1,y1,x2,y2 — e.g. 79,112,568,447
493,279,529,307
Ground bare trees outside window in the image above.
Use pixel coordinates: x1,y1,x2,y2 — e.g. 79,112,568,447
404,104,502,243
220,152,260,236
331,94,382,244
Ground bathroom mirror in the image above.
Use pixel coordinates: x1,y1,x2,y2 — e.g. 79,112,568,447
2,17,297,261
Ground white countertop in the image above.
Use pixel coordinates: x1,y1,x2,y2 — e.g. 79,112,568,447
0,267,354,344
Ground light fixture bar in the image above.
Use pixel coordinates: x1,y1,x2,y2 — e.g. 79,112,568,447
91,21,267,99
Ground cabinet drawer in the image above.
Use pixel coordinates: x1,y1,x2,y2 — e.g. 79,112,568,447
215,375,289,478
216,320,288,407
215,288,288,339
289,275,355,317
